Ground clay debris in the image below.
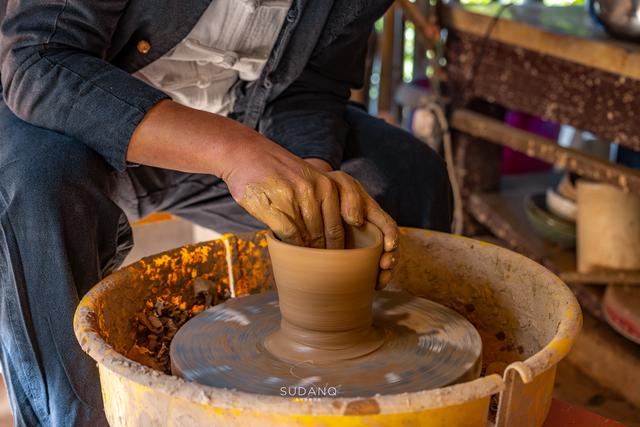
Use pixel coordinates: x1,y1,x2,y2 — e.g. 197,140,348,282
127,277,230,373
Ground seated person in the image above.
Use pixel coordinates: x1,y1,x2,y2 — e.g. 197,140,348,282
0,1,451,425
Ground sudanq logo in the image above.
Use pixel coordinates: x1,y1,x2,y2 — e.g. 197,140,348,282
280,385,339,398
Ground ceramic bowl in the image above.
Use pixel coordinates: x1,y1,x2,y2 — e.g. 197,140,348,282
546,188,577,222
525,193,576,247
557,174,577,201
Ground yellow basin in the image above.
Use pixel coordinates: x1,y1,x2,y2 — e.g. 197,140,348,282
74,228,581,426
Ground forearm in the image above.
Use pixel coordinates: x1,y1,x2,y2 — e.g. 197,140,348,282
128,100,266,179
0,1,168,171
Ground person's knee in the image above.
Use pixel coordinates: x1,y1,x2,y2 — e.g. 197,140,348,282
342,114,453,230
411,138,452,201
399,136,452,231
1,133,110,216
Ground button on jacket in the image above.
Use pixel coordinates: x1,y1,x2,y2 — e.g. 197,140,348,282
0,0,393,172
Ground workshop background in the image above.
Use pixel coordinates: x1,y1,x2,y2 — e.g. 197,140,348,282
2,0,639,425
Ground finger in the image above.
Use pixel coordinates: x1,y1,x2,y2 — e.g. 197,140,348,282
379,251,398,270
242,188,304,246
318,177,344,249
355,183,399,252
264,206,304,246
295,181,325,248
329,172,364,226
377,270,394,290
266,184,310,246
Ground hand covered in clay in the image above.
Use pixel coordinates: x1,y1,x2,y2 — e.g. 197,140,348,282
221,135,398,289
127,100,397,282
223,139,349,248
306,159,399,290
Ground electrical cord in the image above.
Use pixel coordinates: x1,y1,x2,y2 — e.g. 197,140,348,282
440,2,514,233
457,2,514,106
428,102,464,235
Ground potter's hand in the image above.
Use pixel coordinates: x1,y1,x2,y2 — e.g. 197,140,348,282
127,100,397,284
221,140,346,250
306,159,399,290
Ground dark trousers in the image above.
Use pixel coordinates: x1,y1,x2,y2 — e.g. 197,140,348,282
0,100,451,426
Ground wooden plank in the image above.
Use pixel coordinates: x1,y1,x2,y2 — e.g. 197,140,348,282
440,3,640,81
560,270,640,286
445,31,640,150
566,310,640,408
407,0,430,81
398,0,438,51
378,5,396,113
451,109,640,194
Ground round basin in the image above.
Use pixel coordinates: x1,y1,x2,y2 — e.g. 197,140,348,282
74,228,581,427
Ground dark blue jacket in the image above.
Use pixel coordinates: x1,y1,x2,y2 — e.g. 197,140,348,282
0,0,391,171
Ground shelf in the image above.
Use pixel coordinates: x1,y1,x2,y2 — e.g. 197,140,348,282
467,173,576,272
470,175,640,407
444,24,640,150
452,109,640,194
467,173,605,318
440,3,640,81
560,270,640,286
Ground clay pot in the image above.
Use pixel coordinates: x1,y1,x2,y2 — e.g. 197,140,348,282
577,181,640,272
265,222,384,364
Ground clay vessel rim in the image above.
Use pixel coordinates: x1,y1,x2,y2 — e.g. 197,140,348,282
266,223,382,254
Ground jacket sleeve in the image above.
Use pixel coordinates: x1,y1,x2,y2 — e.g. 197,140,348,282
0,1,169,171
259,7,385,170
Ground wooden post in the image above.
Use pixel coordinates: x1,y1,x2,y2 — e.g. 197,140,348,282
378,5,404,120
411,0,430,81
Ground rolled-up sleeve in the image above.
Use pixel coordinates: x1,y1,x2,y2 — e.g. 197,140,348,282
0,1,169,171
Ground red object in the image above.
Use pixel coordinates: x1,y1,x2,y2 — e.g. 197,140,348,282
543,399,629,427
501,111,558,175
603,286,640,344
605,304,640,341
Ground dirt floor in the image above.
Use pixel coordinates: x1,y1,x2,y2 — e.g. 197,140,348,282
0,359,638,426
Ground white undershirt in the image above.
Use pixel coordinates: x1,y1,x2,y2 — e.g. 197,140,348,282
134,0,292,115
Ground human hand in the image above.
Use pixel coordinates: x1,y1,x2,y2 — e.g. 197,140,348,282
305,159,399,290
127,99,399,288
221,139,346,250
219,136,398,289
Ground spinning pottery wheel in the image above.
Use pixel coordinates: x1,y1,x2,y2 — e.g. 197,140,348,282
170,291,482,396
171,223,482,396
74,228,582,427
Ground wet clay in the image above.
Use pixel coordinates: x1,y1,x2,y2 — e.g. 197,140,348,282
264,222,384,364
169,226,482,396
240,173,341,248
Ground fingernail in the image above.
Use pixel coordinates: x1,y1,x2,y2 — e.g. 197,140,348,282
349,210,363,226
